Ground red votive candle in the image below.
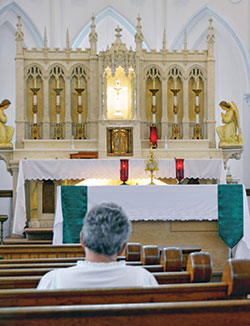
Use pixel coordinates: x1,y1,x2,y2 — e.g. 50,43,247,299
120,159,129,183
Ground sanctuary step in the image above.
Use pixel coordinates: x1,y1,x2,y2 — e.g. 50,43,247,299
4,228,53,245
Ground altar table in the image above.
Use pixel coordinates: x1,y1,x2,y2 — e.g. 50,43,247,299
13,159,225,236
53,184,250,260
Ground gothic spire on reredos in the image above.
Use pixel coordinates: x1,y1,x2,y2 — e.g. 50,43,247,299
207,17,215,57
15,15,24,55
162,29,166,50
135,14,144,52
89,14,98,55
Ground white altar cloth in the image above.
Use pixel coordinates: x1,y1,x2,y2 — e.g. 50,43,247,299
52,184,250,260
13,158,225,235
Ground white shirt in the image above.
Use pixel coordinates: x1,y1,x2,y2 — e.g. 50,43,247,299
37,260,158,289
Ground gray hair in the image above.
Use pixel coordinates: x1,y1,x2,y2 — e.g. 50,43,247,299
82,202,132,256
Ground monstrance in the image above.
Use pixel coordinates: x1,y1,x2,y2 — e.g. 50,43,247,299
145,147,159,185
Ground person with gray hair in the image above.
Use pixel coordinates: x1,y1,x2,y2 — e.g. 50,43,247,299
37,202,158,289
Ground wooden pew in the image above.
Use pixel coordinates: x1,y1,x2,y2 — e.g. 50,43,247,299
0,259,248,311
0,244,200,269
0,300,250,326
0,253,213,289
0,259,249,307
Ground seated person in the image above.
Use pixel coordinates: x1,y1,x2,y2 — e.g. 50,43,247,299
37,202,158,289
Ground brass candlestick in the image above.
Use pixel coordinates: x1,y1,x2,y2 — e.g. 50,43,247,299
170,88,181,139
75,88,85,139
149,89,159,114
53,87,63,139
145,146,159,185
30,87,41,139
192,88,203,139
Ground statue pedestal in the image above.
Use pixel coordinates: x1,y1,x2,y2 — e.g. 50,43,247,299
221,146,243,169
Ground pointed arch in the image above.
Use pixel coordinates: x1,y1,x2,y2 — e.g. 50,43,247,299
0,1,43,47
72,6,149,51
170,5,250,87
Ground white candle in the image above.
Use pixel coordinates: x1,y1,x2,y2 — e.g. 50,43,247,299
78,95,82,106
56,95,60,106
174,114,177,124
174,95,177,106
33,94,37,106
78,113,82,124
196,96,199,106
152,113,156,124
34,113,37,124
152,95,156,106
196,114,199,124
57,113,60,124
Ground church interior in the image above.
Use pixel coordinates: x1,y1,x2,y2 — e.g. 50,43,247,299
0,0,250,322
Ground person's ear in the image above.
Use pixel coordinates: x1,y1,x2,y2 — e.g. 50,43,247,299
118,243,127,256
80,231,85,249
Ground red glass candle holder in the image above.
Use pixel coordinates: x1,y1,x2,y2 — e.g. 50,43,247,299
120,159,129,185
175,158,184,184
150,125,157,148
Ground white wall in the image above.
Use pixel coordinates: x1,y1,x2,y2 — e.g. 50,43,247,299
0,0,249,189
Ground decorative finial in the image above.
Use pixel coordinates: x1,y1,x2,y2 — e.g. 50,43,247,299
66,28,70,49
15,16,24,55
89,14,98,54
44,28,48,48
184,30,187,50
135,14,144,52
15,15,24,41
207,17,215,57
115,25,122,39
162,29,166,50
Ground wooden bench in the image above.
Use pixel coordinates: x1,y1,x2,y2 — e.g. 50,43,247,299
0,259,248,309
0,300,250,326
0,253,214,289
2,258,250,308
0,244,200,269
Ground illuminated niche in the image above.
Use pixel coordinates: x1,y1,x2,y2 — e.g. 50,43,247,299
105,66,133,120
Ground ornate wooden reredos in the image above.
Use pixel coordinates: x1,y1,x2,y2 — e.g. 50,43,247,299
15,15,218,159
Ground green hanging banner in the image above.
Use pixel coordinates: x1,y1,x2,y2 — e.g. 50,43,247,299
61,186,88,243
218,184,243,249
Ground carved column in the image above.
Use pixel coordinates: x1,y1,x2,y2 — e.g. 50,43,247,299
64,77,72,139
161,77,168,138
182,77,189,139
42,77,50,139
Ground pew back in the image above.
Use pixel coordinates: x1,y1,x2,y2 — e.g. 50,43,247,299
0,300,250,326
